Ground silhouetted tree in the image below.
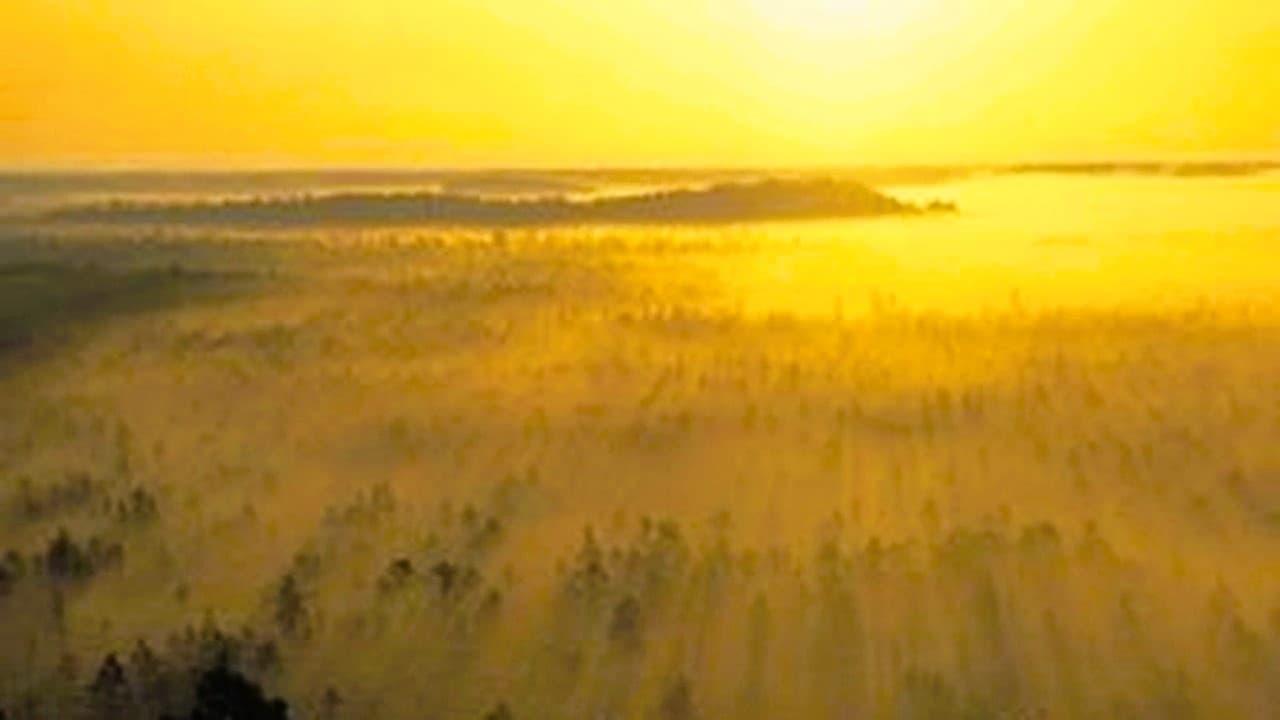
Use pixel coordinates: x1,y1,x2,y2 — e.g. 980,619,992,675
188,663,288,720
569,526,608,595
274,574,307,638
251,639,282,676
0,561,16,597
432,560,459,598
46,528,91,580
116,487,159,525
319,686,342,720
129,639,171,716
88,653,131,719
378,558,415,594
609,595,643,650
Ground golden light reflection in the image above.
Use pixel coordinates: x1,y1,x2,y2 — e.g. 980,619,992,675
1,1,1277,166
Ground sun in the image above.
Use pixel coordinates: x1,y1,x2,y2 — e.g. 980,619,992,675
749,0,935,38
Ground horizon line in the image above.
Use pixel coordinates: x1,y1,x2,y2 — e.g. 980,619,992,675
2,156,1279,176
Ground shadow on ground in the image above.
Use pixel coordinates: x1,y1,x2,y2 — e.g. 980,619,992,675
0,262,254,363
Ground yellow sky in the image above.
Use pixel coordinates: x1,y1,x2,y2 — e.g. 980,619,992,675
2,0,1277,168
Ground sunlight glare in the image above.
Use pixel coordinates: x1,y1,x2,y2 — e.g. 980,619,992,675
751,0,936,37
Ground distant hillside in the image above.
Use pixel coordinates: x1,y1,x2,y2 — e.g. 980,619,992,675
45,178,951,228
1005,161,1280,177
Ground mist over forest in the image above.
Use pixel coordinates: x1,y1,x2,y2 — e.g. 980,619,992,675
1,168,1279,719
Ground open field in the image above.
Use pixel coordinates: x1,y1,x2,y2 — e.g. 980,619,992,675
1,171,1279,718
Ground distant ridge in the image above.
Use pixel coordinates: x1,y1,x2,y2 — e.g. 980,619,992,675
1005,161,1280,177
45,178,951,228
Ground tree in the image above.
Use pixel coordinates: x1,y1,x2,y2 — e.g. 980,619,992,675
274,574,308,638
189,663,288,720
130,640,173,715
46,529,91,581
609,595,643,650
88,653,132,719
319,686,342,720
432,560,459,598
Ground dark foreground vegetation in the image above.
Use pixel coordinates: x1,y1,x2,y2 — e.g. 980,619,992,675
3,476,1279,719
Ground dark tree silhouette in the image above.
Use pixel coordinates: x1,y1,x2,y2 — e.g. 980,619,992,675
609,595,643,650
0,562,15,597
129,639,175,715
88,653,131,719
274,574,307,638
187,663,289,720
431,560,459,598
46,528,92,580
319,686,342,720
378,558,415,594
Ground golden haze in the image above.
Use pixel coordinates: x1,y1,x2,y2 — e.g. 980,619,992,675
2,0,1278,167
